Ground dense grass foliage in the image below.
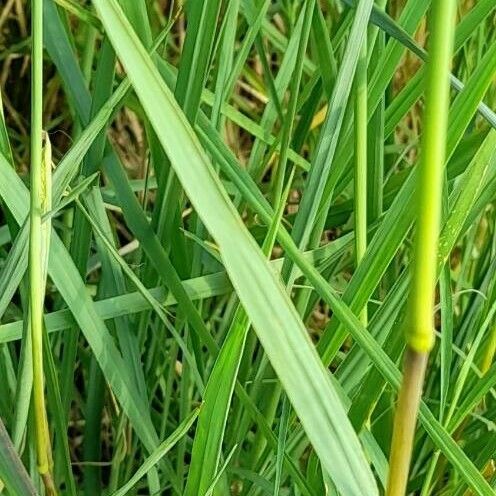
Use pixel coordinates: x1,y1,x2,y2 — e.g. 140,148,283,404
0,0,496,494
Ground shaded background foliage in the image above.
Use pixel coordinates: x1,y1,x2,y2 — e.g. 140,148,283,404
0,0,495,495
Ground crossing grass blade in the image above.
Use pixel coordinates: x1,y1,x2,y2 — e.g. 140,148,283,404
0,152,182,491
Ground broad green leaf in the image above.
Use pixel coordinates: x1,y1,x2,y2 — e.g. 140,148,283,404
90,1,379,494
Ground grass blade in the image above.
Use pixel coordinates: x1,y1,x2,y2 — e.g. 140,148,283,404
90,1,379,493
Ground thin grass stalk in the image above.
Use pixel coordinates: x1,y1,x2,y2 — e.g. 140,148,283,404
386,1,458,494
29,0,56,492
354,33,368,325
272,0,315,206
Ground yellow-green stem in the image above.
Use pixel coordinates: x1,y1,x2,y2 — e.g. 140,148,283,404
403,2,457,354
387,0,457,494
29,0,56,492
481,323,496,375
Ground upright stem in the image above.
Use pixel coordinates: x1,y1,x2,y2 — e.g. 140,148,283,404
354,34,367,325
29,0,56,493
387,349,428,496
386,1,457,495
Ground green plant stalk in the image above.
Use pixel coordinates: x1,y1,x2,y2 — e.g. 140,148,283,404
29,1,56,492
354,35,368,325
386,1,457,494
